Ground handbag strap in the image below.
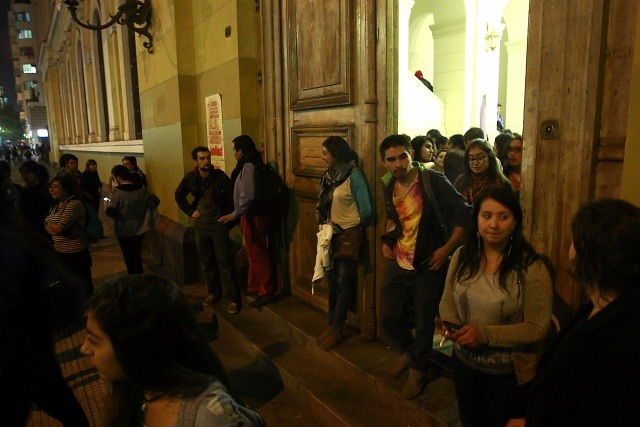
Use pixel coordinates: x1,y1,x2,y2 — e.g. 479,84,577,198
421,170,444,228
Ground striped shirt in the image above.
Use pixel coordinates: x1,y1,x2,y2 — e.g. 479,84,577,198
45,197,89,253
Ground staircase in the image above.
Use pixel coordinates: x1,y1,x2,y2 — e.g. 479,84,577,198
206,294,461,426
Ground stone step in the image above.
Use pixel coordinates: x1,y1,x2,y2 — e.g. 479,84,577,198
205,310,324,426
209,295,461,426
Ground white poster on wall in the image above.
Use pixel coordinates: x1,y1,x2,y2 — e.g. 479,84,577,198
206,94,225,170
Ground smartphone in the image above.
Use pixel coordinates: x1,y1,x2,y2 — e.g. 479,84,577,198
103,197,110,202
443,320,462,333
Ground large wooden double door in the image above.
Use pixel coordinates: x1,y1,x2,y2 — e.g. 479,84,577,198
258,0,387,337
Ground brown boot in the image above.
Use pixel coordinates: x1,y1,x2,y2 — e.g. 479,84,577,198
320,329,343,351
316,327,331,344
401,368,426,400
387,352,411,378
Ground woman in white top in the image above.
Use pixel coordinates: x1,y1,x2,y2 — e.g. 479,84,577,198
315,136,372,350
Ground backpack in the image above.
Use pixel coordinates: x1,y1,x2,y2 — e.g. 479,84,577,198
250,163,289,217
82,201,104,243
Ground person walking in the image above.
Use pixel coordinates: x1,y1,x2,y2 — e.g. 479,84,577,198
105,165,157,275
175,146,241,313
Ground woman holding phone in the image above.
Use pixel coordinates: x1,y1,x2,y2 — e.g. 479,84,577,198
440,184,552,427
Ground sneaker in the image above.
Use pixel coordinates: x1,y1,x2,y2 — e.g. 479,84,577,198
228,302,240,314
249,295,273,308
202,294,220,306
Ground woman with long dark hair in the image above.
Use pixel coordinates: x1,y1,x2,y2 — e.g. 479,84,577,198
508,199,640,427
410,135,436,169
82,158,103,213
454,139,510,205
218,135,275,308
81,275,263,426
315,136,372,350
503,134,523,192
440,184,552,426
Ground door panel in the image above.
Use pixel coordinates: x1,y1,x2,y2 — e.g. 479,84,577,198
288,0,352,109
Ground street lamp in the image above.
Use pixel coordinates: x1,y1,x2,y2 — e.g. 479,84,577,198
63,0,153,54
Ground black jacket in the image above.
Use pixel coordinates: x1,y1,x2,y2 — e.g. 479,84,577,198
381,166,471,269
174,168,232,218
526,292,640,426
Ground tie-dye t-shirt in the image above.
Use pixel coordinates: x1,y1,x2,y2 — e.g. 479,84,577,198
393,176,423,270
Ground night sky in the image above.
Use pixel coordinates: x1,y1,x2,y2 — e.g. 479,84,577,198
0,0,18,110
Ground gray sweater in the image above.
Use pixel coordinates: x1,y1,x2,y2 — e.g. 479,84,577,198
106,183,155,238
440,247,553,384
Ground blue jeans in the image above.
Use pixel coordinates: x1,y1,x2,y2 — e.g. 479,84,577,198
327,260,358,331
380,259,446,371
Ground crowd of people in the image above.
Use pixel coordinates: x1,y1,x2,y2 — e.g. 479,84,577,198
1,127,638,426
312,127,639,425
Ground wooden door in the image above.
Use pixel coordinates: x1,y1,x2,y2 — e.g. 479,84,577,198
259,0,384,337
521,0,637,311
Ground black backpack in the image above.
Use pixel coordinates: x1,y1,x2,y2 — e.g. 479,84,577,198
250,163,289,217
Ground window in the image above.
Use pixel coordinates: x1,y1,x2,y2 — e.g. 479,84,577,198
23,80,37,91
17,30,32,40
15,12,31,22
20,47,34,57
22,64,36,74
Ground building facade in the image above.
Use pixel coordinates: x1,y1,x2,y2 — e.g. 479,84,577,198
8,0,48,147
37,1,640,336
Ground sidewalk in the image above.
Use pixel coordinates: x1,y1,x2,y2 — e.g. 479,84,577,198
9,162,211,426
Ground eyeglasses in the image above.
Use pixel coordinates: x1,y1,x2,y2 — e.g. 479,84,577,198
468,155,487,164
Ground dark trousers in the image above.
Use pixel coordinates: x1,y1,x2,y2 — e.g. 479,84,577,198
327,259,358,331
117,234,145,274
240,215,275,297
380,259,446,371
195,222,239,302
452,354,530,427
57,249,94,298
0,342,89,426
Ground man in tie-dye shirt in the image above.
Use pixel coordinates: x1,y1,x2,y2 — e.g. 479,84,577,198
379,134,472,400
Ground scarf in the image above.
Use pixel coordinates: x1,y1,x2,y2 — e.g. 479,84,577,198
316,161,356,224
465,173,490,205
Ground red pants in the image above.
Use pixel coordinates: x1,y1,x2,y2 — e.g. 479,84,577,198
240,215,275,296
